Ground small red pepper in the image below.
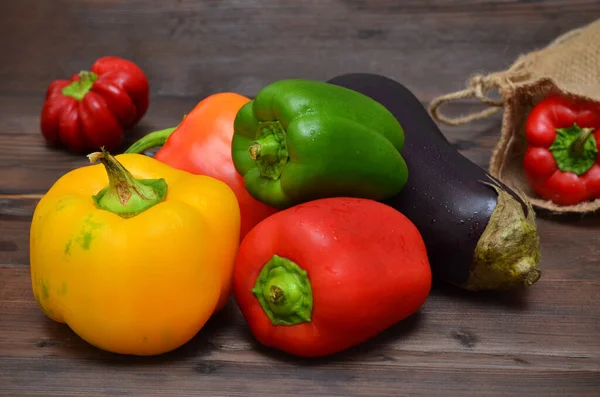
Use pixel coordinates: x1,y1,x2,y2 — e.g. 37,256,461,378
40,56,149,153
523,94,600,206
232,197,432,357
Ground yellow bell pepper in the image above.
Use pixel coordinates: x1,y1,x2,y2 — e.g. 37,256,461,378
29,149,240,356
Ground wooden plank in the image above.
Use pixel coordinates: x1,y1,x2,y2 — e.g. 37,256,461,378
0,359,597,397
1,268,598,396
0,1,598,101
0,218,30,268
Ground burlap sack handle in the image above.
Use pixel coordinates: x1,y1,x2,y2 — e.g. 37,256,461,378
428,73,508,126
429,25,586,126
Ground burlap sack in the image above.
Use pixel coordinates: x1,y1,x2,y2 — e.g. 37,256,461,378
429,18,600,214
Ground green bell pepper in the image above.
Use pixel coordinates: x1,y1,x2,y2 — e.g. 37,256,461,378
231,79,409,209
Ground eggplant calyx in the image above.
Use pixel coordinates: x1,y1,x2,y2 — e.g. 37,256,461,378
463,178,542,291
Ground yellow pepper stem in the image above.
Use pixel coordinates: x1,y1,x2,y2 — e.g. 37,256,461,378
88,148,168,219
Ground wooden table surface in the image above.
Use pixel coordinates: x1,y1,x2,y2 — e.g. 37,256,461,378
1,1,600,396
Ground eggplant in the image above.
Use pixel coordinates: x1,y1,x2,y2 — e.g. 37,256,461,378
327,73,541,291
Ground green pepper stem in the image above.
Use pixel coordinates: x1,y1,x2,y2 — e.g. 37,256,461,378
251,255,313,326
570,128,595,157
249,134,283,160
125,127,177,154
61,71,98,101
88,148,168,218
248,143,261,160
249,121,289,180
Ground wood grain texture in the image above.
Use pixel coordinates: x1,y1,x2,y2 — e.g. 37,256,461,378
2,1,600,101
1,268,599,397
1,1,600,396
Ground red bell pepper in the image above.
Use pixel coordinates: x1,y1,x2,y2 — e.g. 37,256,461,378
232,197,432,357
523,94,600,206
40,56,149,153
125,92,278,239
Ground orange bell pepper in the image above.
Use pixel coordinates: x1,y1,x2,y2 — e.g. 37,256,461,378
126,93,278,239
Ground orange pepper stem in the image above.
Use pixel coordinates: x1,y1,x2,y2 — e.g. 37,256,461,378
88,148,168,218
125,127,177,154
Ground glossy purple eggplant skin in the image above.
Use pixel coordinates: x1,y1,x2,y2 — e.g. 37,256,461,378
327,73,528,286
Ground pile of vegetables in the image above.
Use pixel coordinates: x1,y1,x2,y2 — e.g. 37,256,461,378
31,61,544,358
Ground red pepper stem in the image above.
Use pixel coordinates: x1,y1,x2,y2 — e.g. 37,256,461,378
124,127,177,154
61,71,99,101
570,128,595,157
549,124,597,175
251,255,313,326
